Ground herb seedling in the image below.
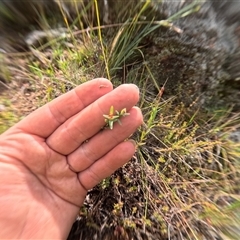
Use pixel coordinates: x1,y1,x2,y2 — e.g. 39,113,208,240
103,106,130,130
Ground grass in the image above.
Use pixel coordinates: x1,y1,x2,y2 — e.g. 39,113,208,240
135,95,240,239
0,97,18,133
1,0,240,239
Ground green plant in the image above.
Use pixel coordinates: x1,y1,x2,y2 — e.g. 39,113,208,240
103,106,130,130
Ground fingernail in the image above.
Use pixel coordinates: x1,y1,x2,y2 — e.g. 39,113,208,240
128,139,137,148
125,83,139,91
133,84,139,91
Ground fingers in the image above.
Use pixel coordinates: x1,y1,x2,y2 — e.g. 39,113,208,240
67,107,142,172
78,140,136,190
15,78,113,138
46,84,140,155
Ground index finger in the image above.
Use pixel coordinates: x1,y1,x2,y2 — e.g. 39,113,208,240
15,78,113,138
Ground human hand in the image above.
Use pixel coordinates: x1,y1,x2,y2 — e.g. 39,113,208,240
0,78,142,239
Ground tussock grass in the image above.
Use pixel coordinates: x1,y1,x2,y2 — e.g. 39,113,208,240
135,92,240,239
1,0,240,239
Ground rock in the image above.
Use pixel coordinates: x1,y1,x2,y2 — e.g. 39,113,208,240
147,0,240,111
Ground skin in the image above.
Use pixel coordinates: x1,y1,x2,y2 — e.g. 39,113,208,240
0,78,143,239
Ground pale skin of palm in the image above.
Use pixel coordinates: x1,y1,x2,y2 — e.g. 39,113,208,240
0,78,143,239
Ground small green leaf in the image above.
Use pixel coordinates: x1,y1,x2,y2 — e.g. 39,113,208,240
109,121,114,130
120,108,127,115
103,114,111,120
117,119,122,125
103,106,130,129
